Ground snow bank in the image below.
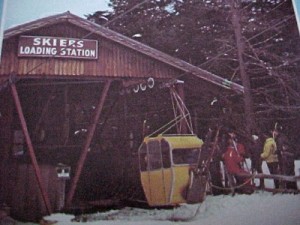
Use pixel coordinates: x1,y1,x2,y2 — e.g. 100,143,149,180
28,192,300,225
16,161,300,225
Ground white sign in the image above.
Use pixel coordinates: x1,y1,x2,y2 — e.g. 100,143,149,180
18,36,98,60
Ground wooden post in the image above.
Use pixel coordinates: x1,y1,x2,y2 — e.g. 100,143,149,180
230,0,255,135
33,87,55,139
193,108,199,135
10,83,52,215
66,80,111,207
63,86,70,145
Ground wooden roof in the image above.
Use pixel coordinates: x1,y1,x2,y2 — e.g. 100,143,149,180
3,11,244,93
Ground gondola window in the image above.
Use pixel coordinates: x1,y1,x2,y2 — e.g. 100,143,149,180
148,140,162,170
172,148,200,165
139,143,147,171
161,140,171,168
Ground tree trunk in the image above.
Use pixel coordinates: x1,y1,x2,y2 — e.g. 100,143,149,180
230,0,256,136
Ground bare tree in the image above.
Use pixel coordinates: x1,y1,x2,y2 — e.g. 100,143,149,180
230,0,255,135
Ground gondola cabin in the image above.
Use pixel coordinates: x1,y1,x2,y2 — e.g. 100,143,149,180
138,134,204,206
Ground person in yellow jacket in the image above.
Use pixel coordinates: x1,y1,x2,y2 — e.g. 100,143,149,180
261,129,280,189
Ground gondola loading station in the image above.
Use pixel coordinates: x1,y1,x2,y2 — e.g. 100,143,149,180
0,12,244,221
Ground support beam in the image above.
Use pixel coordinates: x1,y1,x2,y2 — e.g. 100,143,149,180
33,87,55,140
63,86,70,145
66,80,111,207
10,83,52,215
175,82,188,134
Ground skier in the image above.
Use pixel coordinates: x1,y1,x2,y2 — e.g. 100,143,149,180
275,127,297,190
249,133,265,189
223,130,253,194
261,129,280,189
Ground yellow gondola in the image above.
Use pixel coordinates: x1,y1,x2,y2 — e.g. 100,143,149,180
138,134,204,206
138,84,210,206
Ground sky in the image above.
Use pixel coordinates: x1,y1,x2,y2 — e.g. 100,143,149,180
3,0,300,32
292,0,300,34
0,0,6,59
4,0,112,29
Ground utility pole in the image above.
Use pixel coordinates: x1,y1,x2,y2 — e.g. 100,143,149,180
230,0,255,135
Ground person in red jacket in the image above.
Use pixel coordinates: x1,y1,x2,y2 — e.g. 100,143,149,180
223,131,253,194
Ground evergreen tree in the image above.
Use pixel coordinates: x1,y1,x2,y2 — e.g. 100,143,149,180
86,0,300,141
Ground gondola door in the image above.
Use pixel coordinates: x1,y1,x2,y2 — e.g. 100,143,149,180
139,138,172,206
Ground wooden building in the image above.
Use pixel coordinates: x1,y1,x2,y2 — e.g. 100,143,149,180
0,12,244,221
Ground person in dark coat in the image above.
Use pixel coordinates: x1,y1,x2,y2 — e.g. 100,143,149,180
208,140,225,195
276,128,297,190
198,127,225,195
250,133,265,189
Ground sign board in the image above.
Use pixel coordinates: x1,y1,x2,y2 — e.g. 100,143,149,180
18,36,98,60
0,0,7,63
56,165,71,179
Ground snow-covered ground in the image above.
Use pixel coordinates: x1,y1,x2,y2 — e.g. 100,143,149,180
16,192,300,225
13,161,300,225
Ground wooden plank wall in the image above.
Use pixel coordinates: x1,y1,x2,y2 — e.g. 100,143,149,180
0,24,181,80
5,163,65,222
